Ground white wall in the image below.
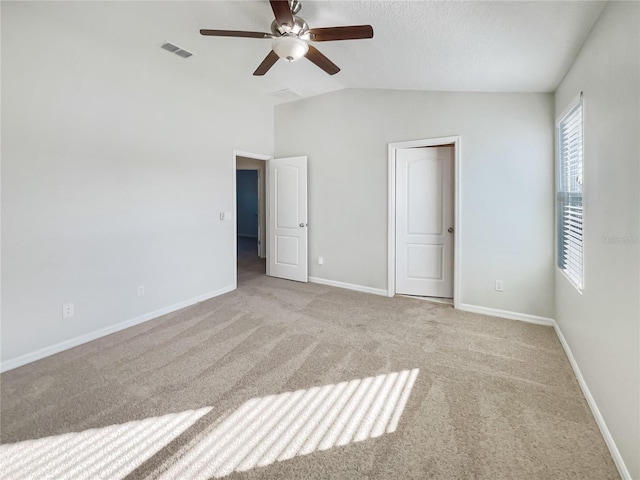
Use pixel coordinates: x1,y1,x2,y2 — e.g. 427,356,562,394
1,2,273,365
554,2,640,477
275,89,554,318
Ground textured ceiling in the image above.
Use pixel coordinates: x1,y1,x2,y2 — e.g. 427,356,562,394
33,1,607,101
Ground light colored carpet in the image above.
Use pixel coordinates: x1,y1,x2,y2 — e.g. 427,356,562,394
0,257,619,479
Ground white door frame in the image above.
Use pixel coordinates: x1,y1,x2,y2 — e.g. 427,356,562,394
233,150,272,286
387,136,461,308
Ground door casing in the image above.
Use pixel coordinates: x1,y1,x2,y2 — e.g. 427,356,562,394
233,150,271,286
233,151,308,284
387,136,461,308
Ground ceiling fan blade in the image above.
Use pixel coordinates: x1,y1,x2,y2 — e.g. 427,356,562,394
305,45,340,75
270,0,294,27
308,25,374,42
253,50,280,76
200,29,272,39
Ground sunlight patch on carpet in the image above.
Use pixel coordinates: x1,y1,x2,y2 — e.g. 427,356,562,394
0,407,212,480
0,369,419,480
160,368,419,479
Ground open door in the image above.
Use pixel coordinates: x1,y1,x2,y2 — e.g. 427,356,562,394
267,156,308,282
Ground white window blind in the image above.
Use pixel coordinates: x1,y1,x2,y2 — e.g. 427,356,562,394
557,97,583,290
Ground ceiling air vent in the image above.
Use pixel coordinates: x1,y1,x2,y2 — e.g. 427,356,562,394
161,42,194,58
269,89,303,101
174,49,193,59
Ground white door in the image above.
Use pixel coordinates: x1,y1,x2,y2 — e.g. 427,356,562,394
267,156,308,282
396,146,454,297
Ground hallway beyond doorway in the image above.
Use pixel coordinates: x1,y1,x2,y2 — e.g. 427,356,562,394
237,236,266,280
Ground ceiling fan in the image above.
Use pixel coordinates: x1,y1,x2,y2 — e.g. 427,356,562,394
200,0,374,76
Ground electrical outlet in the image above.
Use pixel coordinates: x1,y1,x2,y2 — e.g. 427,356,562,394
62,303,75,318
495,280,504,292
137,285,145,297
318,256,324,265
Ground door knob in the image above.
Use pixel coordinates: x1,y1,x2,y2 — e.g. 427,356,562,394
299,223,307,227
448,227,454,233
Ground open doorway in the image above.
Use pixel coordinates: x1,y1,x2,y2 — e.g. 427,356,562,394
233,151,309,286
234,151,269,281
236,169,259,255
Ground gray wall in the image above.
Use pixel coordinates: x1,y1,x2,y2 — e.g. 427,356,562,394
554,2,640,477
1,2,273,363
275,89,555,318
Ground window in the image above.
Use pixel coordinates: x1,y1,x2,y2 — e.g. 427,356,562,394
556,95,584,291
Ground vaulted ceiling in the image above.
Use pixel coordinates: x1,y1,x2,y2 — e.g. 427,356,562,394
34,1,607,101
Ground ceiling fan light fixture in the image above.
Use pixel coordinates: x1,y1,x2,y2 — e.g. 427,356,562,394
272,36,309,62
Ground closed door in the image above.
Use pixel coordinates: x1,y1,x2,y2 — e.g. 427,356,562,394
267,156,308,282
396,146,454,297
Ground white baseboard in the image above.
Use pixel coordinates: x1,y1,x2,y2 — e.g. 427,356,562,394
308,277,387,297
0,284,631,479
457,303,555,326
458,302,630,479
552,323,631,480
0,284,235,373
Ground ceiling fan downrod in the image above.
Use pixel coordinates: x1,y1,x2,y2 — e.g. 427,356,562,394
270,2,309,38
290,0,302,15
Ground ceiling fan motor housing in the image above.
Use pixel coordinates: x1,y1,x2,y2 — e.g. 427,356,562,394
271,16,309,38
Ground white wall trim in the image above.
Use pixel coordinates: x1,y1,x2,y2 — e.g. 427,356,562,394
309,276,387,297
233,150,271,161
1,279,630,479
553,322,632,480
0,284,235,373
458,302,630,479
233,150,272,277
457,303,555,326
388,136,461,309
